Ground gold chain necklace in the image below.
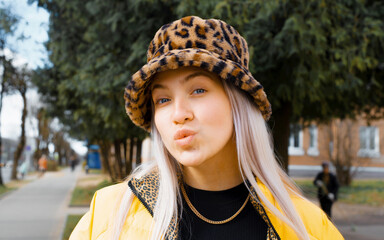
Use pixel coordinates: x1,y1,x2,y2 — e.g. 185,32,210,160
180,183,250,225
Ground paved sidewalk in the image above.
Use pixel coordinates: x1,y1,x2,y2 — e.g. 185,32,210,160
0,167,81,240
298,196,384,240
332,202,384,240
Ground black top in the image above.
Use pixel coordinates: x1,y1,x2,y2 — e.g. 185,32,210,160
313,172,339,199
179,183,268,240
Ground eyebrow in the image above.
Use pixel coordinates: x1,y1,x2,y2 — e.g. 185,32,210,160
185,71,213,82
151,71,214,91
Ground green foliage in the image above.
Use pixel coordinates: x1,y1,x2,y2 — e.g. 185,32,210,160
62,214,83,240
33,0,384,170
0,5,20,99
243,0,384,122
0,3,20,93
33,0,160,142
0,185,14,197
177,0,384,171
173,0,384,122
0,6,19,42
69,179,113,206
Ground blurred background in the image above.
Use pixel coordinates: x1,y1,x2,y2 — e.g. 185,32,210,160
0,0,383,239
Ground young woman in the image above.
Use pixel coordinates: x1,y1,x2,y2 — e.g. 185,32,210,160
70,16,344,240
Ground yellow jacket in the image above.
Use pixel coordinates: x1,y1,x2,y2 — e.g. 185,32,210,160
70,171,344,240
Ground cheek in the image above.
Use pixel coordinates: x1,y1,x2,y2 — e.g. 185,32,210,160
198,96,233,137
154,111,171,142
154,110,181,157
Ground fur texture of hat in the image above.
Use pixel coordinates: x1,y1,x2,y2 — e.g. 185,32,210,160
124,16,272,131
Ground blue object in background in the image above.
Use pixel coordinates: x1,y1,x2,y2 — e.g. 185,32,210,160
87,145,101,169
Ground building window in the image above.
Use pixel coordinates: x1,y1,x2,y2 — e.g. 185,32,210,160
307,125,319,156
358,126,380,158
289,124,304,156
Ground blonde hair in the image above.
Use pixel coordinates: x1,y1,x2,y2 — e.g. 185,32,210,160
111,80,310,240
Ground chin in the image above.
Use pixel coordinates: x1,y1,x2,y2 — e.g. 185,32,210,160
175,153,206,168
180,161,204,168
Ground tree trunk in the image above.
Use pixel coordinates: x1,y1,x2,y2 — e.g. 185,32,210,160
57,148,63,166
33,149,41,170
0,77,5,186
99,141,116,182
55,146,62,166
136,138,143,166
11,91,27,180
113,139,124,180
65,149,70,166
269,102,292,173
335,162,352,186
326,119,355,187
0,135,3,186
123,140,128,176
126,137,135,175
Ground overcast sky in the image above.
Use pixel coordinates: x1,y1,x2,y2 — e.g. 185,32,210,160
1,0,87,155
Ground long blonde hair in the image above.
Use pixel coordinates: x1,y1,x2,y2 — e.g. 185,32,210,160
112,80,310,240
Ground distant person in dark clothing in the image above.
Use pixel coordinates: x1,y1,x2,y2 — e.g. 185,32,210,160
70,155,77,172
314,162,339,219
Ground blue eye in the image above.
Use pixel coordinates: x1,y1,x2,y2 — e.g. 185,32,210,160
157,98,170,104
193,89,206,94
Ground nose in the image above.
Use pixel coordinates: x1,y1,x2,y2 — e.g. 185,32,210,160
172,97,193,125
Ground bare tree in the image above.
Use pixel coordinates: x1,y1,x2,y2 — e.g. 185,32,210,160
52,131,67,166
322,119,365,186
33,108,51,167
0,5,19,186
0,57,13,185
8,65,31,180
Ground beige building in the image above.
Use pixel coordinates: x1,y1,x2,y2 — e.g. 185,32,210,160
289,117,384,167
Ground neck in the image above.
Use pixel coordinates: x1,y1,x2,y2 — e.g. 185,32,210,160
182,140,242,191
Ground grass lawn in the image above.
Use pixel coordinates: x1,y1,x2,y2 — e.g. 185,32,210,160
0,185,15,197
295,179,384,206
70,178,113,206
86,169,102,174
62,214,83,240
65,173,113,237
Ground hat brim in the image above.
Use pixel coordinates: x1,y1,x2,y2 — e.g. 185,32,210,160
124,48,272,131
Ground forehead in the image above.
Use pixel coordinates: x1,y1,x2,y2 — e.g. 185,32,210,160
151,67,220,89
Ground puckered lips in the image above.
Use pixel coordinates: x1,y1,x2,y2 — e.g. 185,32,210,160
174,129,196,147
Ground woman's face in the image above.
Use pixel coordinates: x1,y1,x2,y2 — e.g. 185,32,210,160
151,67,235,168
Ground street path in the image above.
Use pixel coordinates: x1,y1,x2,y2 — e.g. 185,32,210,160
333,202,384,240
0,167,81,240
305,198,384,240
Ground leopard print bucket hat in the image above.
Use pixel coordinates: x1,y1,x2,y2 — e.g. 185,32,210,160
124,16,272,130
